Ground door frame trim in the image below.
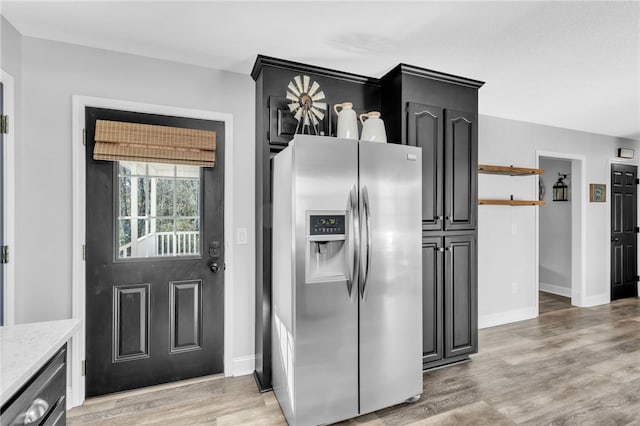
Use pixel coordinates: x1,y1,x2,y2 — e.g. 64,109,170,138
71,96,234,408
0,69,15,326
536,151,586,309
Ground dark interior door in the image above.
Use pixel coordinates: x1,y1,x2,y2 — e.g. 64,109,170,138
85,107,225,397
611,163,638,300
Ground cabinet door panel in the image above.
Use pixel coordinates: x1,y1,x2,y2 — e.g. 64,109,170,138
422,236,443,365
444,235,477,358
444,110,477,231
408,103,443,230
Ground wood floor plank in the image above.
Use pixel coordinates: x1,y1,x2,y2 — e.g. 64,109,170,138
67,296,640,425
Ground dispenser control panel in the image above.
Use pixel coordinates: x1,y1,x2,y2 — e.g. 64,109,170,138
310,215,345,236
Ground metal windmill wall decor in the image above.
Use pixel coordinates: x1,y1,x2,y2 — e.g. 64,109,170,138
286,75,327,135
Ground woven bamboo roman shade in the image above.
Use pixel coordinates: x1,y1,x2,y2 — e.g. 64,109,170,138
93,120,216,167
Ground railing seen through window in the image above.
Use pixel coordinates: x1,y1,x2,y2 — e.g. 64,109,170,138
117,161,201,258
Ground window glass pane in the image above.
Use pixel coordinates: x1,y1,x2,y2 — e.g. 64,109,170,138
137,178,150,217
121,161,146,176
156,219,175,256
116,160,201,259
176,165,200,178
119,163,132,176
118,176,131,217
176,179,199,217
147,162,175,177
118,219,132,258
176,219,200,256
137,218,147,239
156,178,175,216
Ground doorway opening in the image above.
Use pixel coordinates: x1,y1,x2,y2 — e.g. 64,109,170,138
538,157,572,313
536,151,585,312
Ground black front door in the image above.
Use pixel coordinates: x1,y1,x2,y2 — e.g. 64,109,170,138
611,163,638,300
85,107,225,397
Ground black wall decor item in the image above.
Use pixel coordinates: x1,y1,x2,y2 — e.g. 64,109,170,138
251,55,484,391
553,173,569,201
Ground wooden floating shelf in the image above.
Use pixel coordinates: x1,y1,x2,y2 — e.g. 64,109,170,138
478,164,544,176
478,199,545,206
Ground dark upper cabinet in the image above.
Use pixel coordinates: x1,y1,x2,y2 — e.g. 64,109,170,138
444,110,477,231
408,103,443,231
422,236,443,365
407,103,477,231
444,235,477,358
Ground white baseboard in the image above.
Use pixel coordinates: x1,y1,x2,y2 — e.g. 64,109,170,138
539,282,572,298
479,307,537,329
231,355,255,376
581,293,610,307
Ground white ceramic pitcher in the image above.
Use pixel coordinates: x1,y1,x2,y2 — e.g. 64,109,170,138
333,102,359,140
359,111,387,143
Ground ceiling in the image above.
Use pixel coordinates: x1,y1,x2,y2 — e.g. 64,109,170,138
2,1,639,140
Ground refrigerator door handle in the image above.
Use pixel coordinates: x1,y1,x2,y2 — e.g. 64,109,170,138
347,184,360,297
360,185,372,300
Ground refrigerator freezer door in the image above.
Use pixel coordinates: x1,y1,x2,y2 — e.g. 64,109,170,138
293,136,359,425
358,141,423,413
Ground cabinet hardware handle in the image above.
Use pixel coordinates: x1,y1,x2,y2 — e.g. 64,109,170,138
18,398,49,424
439,247,445,252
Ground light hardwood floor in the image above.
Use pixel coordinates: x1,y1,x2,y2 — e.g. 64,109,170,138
539,291,572,315
68,297,640,425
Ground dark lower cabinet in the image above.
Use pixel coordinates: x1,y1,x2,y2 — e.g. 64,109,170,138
423,235,477,369
444,235,477,358
1,345,67,426
422,236,443,364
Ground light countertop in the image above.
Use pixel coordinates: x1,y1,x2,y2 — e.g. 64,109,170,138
0,319,80,406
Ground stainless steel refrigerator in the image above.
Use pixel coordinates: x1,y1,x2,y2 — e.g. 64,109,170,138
272,135,422,425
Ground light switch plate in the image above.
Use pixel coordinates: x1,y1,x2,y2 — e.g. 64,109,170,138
236,228,248,245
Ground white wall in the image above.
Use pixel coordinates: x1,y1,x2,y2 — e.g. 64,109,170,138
1,17,21,87
6,18,640,366
13,35,255,369
478,115,639,328
539,157,572,296
1,16,22,325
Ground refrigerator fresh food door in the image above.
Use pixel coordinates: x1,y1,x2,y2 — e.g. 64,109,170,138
358,141,423,413
293,136,359,425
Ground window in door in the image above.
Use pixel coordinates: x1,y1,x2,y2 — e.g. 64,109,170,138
117,161,201,259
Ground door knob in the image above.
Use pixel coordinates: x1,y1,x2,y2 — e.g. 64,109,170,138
210,262,220,273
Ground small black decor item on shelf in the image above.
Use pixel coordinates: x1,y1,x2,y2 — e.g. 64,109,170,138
553,173,569,201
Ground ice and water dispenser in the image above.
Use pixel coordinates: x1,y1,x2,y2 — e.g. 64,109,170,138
305,211,348,284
